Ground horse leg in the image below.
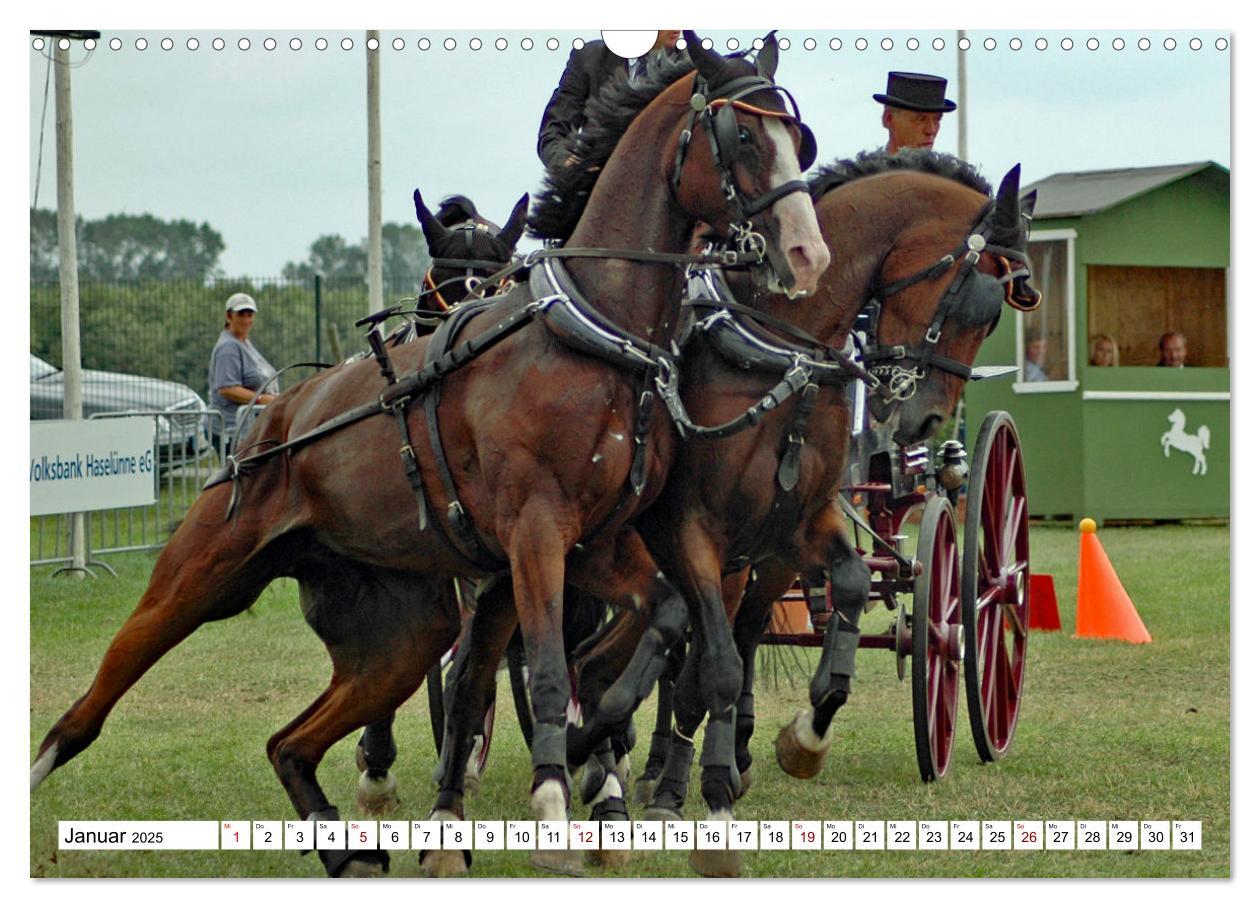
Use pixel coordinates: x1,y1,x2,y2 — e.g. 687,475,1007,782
355,715,401,815
31,496,279,790
421,576,518,878
271,567,454,878
500,505,591,877
727,560,800,795
564,528,688,771
775,515,871,780
634,639,685,806
642,641,706,822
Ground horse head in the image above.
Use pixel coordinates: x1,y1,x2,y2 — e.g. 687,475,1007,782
414,188,528,307
667,31,829,297
850,160,1040,445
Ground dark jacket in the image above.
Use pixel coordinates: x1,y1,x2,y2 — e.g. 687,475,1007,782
536,41,629,170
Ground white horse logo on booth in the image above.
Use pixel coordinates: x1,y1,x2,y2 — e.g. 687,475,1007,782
1160,408,1210,475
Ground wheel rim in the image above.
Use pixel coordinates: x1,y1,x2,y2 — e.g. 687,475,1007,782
912,496,962,782
962,412,1030,761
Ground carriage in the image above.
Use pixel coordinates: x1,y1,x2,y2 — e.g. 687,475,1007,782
762,404,1031,782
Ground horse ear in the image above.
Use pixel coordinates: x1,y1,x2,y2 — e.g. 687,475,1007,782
414,189,450,247
498,194,529,250
684,31,723,85
756,31,779,79
995,164,1022,232
1020,188,1038,220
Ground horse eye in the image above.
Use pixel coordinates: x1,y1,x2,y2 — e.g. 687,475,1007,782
738,126,753,144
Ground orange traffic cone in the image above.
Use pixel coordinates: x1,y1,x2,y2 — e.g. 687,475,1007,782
1075,518,1152,643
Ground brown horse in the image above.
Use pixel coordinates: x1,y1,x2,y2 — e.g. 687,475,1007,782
571,153,1037,875
29,33,828,879
429,151,1039,877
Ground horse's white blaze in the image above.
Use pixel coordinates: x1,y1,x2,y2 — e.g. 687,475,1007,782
764,117,829,297
30,744,58,792
791,707,832,753
531,779,568,821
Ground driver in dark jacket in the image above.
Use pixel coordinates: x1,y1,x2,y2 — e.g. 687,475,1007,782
537,30,681,170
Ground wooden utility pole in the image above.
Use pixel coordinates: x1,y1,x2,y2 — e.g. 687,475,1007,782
366,30,383,315
956,30,968,161
49,33,92,574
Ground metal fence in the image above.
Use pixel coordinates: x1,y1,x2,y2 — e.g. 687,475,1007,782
29,275,416,568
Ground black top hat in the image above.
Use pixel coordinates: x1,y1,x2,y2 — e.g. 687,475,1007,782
873,72,957,113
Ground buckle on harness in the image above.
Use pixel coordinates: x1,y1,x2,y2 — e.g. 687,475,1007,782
925,326,941,344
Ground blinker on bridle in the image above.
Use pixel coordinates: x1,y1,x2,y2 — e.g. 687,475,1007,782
669,71,816,254
860,200,1040,403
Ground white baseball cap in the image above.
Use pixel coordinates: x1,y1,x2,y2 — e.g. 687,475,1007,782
226,292,258,313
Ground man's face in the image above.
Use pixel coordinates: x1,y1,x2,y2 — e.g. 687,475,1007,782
883,107,943,152
1160,335,1187,366
1026,339,1046,364
654,30,682,51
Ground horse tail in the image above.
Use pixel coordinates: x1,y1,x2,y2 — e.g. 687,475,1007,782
1199,426,1211,450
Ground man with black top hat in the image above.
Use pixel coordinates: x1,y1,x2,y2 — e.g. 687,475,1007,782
875,71,957,154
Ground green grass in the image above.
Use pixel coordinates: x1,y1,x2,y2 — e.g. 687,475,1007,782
29,524,1229,878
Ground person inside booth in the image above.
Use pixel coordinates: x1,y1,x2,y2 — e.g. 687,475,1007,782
1089,333,1120,367
1157,331,1188,367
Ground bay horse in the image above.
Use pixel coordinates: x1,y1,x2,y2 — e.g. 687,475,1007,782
432,151,1039,877
30,32,828,878
629,154,1040,845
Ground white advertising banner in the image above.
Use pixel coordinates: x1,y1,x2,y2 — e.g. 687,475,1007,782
30,417,157,517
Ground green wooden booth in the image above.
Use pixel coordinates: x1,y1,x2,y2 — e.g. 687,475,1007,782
965,161,1229,522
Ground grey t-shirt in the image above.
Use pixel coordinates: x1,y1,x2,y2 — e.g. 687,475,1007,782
207,330,277,436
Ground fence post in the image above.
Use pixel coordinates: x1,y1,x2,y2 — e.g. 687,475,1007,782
314,273,322,364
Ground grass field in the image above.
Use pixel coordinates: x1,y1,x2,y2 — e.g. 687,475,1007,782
29,523,1230,878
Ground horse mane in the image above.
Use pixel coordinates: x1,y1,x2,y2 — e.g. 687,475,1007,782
528,54,700,242
809,148,994,200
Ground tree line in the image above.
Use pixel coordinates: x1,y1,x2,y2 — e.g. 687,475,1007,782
30,208,430,286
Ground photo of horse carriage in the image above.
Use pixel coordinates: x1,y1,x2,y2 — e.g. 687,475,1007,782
28,23,1231,884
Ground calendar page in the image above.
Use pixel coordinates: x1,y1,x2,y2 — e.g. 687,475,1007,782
25,4,1231,888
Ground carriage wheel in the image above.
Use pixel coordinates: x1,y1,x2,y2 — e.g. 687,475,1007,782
427,641,495,779
911,496,964,783
962,411,1031,763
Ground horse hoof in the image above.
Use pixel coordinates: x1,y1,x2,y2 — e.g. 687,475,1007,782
588,848,632,870
775,709,832,780
355,770,401,815
419,849,469,878
689,848,741,878
633,776,659,807
530,849,586,877
736,766,753,800
340,858,387,878
641,805,683,823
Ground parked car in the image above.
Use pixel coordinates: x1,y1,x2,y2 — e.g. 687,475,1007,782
29,353,212,464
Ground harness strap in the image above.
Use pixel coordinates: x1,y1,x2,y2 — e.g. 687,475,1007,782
421,299,510,570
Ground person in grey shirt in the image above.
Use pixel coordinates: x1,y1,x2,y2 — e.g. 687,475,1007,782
207,292,277,454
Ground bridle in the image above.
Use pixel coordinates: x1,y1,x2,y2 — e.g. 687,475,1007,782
859,201,1039,403
422,223,517,310
669,71,818,258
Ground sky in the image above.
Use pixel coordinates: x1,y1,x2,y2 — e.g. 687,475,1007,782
27,26,1231,277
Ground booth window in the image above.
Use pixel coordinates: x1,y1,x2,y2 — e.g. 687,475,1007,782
1086,265,1228,367
1017,231,1076,391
